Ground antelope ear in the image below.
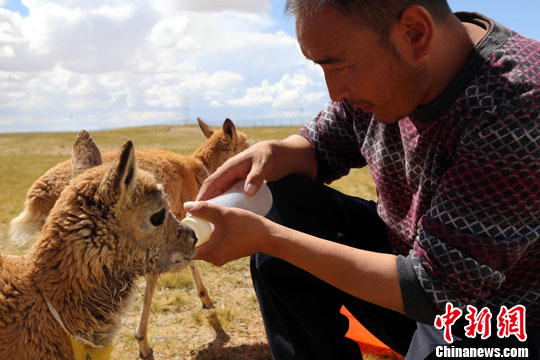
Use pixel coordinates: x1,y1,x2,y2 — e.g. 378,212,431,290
197,117,215,139
71,130,102,178
222,118,237,141
100,140,137,202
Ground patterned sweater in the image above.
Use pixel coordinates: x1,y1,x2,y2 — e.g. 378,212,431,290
300,13,540,327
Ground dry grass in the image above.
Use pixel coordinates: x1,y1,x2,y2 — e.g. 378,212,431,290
0,124,394,360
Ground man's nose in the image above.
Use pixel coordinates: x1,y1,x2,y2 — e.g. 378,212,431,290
324,69,349,102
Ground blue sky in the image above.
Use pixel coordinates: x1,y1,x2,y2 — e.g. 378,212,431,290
448,0,540,40
0,0,538,133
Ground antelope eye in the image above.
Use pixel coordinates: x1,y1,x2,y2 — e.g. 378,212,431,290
150,208,166,226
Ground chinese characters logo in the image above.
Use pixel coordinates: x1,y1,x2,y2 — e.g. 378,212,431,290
434,303,527,343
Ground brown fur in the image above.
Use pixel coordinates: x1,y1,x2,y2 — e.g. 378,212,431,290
10,118,248,243
8,118,248,359
0,132,197,359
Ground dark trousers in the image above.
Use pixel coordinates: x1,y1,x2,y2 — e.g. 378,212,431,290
252,175,540,360
251,175,417,360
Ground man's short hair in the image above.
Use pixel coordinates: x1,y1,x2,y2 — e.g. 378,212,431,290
285,0,452,41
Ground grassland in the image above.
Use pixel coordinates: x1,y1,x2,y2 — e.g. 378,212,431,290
0,124,398,360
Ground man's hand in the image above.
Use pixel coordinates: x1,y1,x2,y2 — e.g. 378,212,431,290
196,140,278,201
185,198,405,314
196,135,317,201
185,200,272,266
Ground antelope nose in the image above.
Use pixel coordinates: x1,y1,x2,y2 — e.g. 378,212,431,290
186,226,197,246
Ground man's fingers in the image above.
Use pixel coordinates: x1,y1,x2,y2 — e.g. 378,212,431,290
244,174,264,196
196,174,228,201
196,164,248,201
184,200,224,223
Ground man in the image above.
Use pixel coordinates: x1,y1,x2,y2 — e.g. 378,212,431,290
186,1,540,358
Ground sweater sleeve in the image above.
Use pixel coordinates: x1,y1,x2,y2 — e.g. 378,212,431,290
397,255,439,324
410,103,540,314
299,99,371,183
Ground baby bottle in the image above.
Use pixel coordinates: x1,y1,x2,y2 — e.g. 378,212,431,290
181,180,273,246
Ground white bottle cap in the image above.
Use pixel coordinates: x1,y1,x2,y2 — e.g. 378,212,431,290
181,215,214,247
181,180,272,247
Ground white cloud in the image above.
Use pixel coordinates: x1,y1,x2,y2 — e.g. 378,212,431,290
0,0,329,133
229,72,326,108
0,44,14,57
154,0,271,14
144,71,244,108
90,4,134,21
145,16,192,50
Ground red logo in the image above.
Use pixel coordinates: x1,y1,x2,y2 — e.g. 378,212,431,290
464,305,492,340
497,305,527,342
434,303,463,343
435,303,527,343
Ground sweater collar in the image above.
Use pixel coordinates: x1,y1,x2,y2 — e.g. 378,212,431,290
409,12,510,123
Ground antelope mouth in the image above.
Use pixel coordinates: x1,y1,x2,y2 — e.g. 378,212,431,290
171,251,195,265
175,257,192,264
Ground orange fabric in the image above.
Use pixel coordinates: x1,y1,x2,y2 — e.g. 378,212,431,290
340,306,404,359
340,305,390,348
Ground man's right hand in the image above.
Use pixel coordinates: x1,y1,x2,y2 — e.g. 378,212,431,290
196,134,317,201
196,139,277,201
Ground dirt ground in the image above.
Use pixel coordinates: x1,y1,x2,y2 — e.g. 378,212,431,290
111,258,272,360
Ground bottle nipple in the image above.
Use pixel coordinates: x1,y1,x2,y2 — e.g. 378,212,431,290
181,180,273,247
181,215,214,247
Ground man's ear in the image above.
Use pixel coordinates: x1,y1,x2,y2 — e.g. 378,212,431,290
397,5,434,61
71,130,103,178
100,140,137,202
197,117,215,139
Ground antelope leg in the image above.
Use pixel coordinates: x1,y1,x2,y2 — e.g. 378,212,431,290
135,274,158,360
189,262,213,308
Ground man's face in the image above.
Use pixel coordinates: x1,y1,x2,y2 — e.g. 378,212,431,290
296,5,428,124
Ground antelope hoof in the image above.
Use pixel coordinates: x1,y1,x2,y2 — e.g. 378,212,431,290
203,302,214,309
139,348,154,360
